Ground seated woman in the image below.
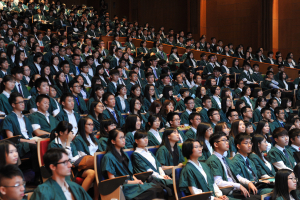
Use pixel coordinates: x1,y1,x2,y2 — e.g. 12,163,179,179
98,119,117,151
54,71,70,97
160,85,177,107
159,100,175,128
272,169,298,200
0,75,15,115
129,97,148,130
249,134,275,179
88,101,104,133
255,120,273,152
137,40,149,56
114,84,130,113
132,130,173,190
194,86,206,108
0,140,19,169
146,115,164,146
196,123,214,160
281,97,293,120
87,84,104,110
124,114,142,149
253,97,267,122
143,84,157,111
73,117,103,154
101,128,164,200
229,119,246,157
156,127,185,170
48,121,99,200
179,139,229,200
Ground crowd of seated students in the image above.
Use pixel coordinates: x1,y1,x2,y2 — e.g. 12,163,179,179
1,0,300,199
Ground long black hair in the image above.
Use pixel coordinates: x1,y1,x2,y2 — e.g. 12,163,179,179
251,134,267,162
90,84,104,101
41,65,55,85
162,85,174,100
100,119,114,138
159,127,179,157
50,121,73,142
196,123,211,153
0,75,15,93
145,114,161,131
255,120,272,143
272,169,298,200
0,140,17,169
55,71,69,94
144,84,155,102
78,117,97,146
123,114,140,133
89,101,103,123
255,96,267,109
133,130,148,150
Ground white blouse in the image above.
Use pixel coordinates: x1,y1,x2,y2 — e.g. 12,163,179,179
149,128,162,144
87,135,98,155
118,95,126,111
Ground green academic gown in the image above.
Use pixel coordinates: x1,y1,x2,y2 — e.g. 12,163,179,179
125,131,136,149
132,151,173,187
180,110,190,125
147,130,163,146
55,109,81,125
229,136,237,154
248,153,275,178
267,146,296,169
73,134,103,154
253,108,262,123
28,112,59,133
185,128,197,139
1,112,34,157
27,94,58,114
12,83,31,98
179,161,216,196
102,109,125,128
0,93,12,115
156,145,185,166
200,108,209,123
175,100,186,111
48,140,79,159
211,96,222,110
98,137,108,152
101,151,155,199
73,95,88,114
194,97,203,108
30,178,92,200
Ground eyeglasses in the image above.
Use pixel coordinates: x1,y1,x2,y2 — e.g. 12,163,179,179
173,118,180,121
14,101,24,104
288,177,298,182
2,181,26,188
56,159,71,166
217,139,229,143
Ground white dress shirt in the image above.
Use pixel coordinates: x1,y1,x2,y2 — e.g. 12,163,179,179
55,137,80,163
272,144,295,170
32,111,50,131
149,128,162,144
118,95,126,111
81,72,91,87
13,111,29,139
64,109,78,134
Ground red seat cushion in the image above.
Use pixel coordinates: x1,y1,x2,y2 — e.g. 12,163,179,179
39,140,50,166
40,46,44,52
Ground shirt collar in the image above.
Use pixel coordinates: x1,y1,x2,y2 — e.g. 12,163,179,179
12,111,24,118
186,109,192,115
135,147,148,154
106,107,115,112
275,144,285,152
37,111,50,118
2,90,10,98
291,144,300,152
237,152,248,162
64,109,74,115
214,151,226,159
191,126,197,133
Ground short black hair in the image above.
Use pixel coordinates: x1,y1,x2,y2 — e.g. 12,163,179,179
184,96,194,104
208,108,219,117
8,92,23,105
234,133,251,147
289,129,300,144
60,93,73,105
209,132,227,149
167,112,180,124
273,127,288,139
202,95,211,104
11,66,23,75
110,69,119,76
35,77,49,89
43,148,68,174
189,113,200,125
182,138,197,159
36,94,50,104
241,106,251,116
68,79,79,88
0,164,24,185
79,62,88,69
274,106,284,116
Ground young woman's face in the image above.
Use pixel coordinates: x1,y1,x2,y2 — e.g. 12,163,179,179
189,53,194,59
205,126,213,139
226,98,232,107
85,119,94,134
168,90,173,97
191,141,203,158
287,172,297,192
258,138,268,152
238,81,244,88
246,88,251,96
119,87,127,96
135,136,148,148
166,103,174,113
235,60,239,65
262,122,270,134
49,87,57,98
283,72,286,79
96,89,104,98
156,106,161,114
58,72,65,83
12,46,16,54
287,100,292,108
53,57,59,65
44,66,50,75
19,52,25,61
94,102,104,114
149,86,155,96
168,129,180,142
113,131,126,148
77,76,84,85
257,90,263,97
200,87,206,96
239,102,245,109
238,121,245,133
259,99,267,107
222,124,230,136
133,87,141,97
135,116,141,130
215,87,221,96
6,144,18,165
271,100,278,109
151,117,161,129
134,100,142,111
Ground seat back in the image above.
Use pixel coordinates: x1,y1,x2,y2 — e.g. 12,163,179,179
261,192,272,200
37,138,50,167
94,152,106,184
172,166,185,200
108,41,112,50
148,146,159,155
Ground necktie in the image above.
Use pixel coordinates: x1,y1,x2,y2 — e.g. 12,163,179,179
61,57,65,61
18,84,23,97
161,51,164,59
222,157,237,183
153,68,158,79
111,110,118,123
245,158,257,182
65,75,69,83
76,66,80,75
283,149,293,168
280,121,284,127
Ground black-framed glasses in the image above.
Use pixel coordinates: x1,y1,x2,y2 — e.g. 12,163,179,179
217,139,229,143
288,177,298,182
56,159,71,166
14,101,25,104
2,181,26,188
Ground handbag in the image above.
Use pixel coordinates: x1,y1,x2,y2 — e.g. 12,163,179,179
73,155,94,171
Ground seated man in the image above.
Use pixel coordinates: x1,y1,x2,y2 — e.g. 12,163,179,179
30,148,92,200
157,74,172,95
0,165,26,200
199,95,212,123
226,109,239,128
232,133,273,195
269,107,285,132
173,73,189,96
262,71,282,91
56,93,80,135
240,63,257,86
252,64,264,83
208,108,220,130
267,127,296,170
27,77,60,116
11,67,31,99
180,96,195,125
28,94,59,136
206,132,260,200
107,69,120,94
185,113,201,139
68,79,88,114
286,128,300,163
167,112,187,143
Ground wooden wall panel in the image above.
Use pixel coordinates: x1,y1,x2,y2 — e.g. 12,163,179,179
277,0,300,61
128,0,187,34
205,0,263,53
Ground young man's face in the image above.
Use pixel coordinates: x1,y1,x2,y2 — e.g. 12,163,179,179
37,98,50,113
73,56,80,66
214,135,229,152
203,99,212,109
37,82,49,94
162,76,170,85
210,111,220,123
170,115,181,128
244,108,253,119
262,110,271,120
130,74,138,82
228,111,239,122
105,95,116,108
61,64,70,73
0,175,25,200
71,83,81,94
50,153,72,177
185,99,195,110
111,74,119,82
1,61,8,70
147,75,154,83
62,96,74,110
291,134,300,147
176,75,183,83
12,96,25,111
237,138,252,154
275,135,289,147
276,109,285,121
14,72,23,81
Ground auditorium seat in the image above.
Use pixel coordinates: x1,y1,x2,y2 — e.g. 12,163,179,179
172,166,186,199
